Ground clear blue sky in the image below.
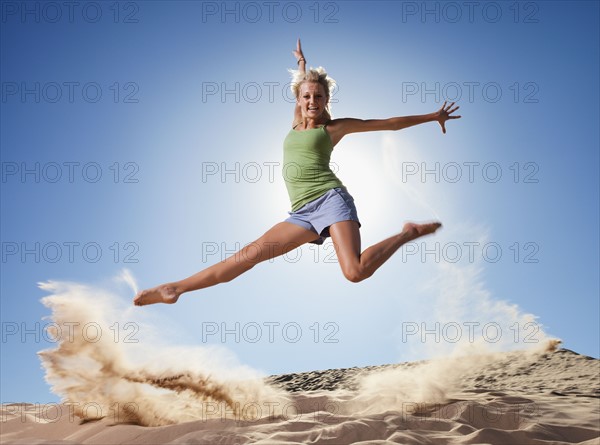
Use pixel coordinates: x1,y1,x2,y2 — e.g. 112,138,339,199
1,1,598,403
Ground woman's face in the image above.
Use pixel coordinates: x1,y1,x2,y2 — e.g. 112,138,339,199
297,82,328,120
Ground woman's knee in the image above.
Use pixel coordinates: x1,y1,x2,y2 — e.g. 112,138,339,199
341,263,370,283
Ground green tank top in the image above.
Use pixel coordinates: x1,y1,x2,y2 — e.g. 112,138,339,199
282,125,345,212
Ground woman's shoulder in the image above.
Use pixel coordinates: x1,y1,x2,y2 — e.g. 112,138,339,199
323,118,351,130
325,118,353,125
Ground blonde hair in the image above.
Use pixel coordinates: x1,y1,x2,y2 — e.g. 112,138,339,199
288,66,337,120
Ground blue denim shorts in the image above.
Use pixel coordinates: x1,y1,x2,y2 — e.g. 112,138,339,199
284,187,361,245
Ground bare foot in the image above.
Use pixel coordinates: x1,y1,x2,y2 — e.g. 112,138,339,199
402,221,442,243
133,284,181,306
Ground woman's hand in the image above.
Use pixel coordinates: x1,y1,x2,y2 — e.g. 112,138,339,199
436,101,461,134
292,38,306,72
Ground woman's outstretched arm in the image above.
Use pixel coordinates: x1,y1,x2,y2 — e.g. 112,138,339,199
326,101,461,146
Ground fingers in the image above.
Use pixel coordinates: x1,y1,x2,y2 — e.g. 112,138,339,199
444,101,458,111
448,104,460,114
440,101,461,117
440,101,461,114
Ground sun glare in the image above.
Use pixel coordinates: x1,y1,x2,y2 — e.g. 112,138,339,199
332,136,392,227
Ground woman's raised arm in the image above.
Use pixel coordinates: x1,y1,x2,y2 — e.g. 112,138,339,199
326,101,461,146
291,38,306,128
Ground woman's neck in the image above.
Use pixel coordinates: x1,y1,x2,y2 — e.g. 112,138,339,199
297,117,328,130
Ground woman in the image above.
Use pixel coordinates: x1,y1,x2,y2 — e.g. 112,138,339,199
134,40,460,306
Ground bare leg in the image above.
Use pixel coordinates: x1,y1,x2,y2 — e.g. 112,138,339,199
134,222,319,306
329,220,442,283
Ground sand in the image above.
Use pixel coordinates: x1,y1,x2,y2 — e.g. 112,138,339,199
2,347,598,445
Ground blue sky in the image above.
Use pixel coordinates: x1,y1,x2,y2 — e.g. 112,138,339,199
1,1,598,403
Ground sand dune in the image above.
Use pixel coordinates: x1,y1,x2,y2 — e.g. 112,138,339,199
2,347,598,445
2,278,597,444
